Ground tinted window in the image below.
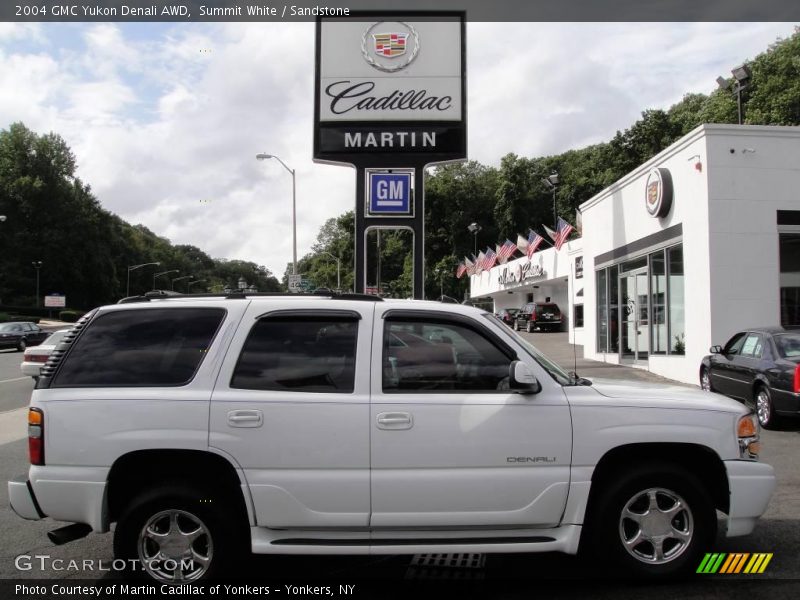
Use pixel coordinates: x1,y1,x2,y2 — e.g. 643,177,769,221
383,319,512,392
232,317,357,393
774,333,800,358
54,308,225,387
724,333,747,355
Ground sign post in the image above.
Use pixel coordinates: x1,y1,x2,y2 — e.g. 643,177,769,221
314,13,467,298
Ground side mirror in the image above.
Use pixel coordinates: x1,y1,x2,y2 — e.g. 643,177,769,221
710,345,723,354
509,360,541,394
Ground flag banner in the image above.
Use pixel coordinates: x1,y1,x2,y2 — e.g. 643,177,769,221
483,248,498,270
516,233,529,251
456,262,467,278
554,217,575,250
543,224,558,243
526,230,544,259
498,239,517,263
465,256,476,276
475,251,486,273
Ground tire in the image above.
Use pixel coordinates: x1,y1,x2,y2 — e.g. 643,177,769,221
588,463,715,578
699,367,713,392
526,321,532,333
114,484,245,583
755,385,779,430
17,339,26,352
513,320,519,331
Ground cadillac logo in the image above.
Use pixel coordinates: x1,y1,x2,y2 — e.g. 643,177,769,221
361,22,420,72
645,167,673,218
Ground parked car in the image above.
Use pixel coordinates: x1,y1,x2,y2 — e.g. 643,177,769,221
9,294,773,582
700,327,800,428
0,321,48,352
514,302,562,332
20,329,70,380
495,308,519,327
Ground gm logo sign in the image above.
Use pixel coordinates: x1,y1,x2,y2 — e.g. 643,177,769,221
367,170,413,216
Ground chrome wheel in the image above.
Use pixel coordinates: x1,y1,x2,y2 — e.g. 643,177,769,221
138,509,213,583
700,369,711,391
618,487,693,565
513,321,519,331
756,388,771,427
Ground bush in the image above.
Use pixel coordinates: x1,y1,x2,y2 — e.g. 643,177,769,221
59,310,85,323
0,312,11,322
4,315,41,323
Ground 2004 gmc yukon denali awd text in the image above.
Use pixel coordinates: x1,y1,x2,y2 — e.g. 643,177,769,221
8,292,775,583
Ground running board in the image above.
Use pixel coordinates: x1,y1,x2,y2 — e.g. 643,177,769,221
251,525,581,556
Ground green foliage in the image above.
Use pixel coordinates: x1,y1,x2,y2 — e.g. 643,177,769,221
0,123,281,308
58,310,84,323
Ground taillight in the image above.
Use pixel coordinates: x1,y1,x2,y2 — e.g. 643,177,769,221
28,408,44,465
26,354,48,363
530,312,537,321
794,364,800,394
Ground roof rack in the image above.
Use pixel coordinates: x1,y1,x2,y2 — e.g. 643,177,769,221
117,290,384,304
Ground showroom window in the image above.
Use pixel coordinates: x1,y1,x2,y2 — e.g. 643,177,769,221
574,304,584,328
668,246,685,354
779,232,800,328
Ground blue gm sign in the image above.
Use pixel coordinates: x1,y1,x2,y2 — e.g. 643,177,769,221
368,171,413,216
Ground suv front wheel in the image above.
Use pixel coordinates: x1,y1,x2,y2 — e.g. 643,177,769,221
114,484,242,583
588,464,715,577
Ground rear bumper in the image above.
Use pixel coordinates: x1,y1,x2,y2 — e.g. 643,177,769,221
724,460,775,537
20,362,42,377
8,475,45,521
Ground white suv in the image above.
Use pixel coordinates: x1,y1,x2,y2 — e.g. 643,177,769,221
8,293,775,582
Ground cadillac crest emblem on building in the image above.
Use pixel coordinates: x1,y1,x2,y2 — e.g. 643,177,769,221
645,167,674,218
361,22,420,72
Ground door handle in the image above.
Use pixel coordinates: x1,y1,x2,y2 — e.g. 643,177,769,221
376,412,413,430
227,410,263,428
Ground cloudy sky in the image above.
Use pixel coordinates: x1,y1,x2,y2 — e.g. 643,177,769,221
0,21,796,277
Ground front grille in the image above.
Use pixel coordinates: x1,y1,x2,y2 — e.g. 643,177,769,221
36,310,98,387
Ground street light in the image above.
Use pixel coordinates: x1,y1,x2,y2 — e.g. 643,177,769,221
717,64,751,125
256,153,297,276
320,251,341,291
237,276,247,290
32,261,42,307
126,262,160,297
467,222,481,256
171,274,193,290
541,171,559,229
0,215,6,222
187,279,206,293
153,269,179,290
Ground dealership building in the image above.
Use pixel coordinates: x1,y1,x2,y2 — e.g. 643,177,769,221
470,124,800,385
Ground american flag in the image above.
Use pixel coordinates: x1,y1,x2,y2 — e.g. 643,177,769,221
475,251,486,273
456,262,467,279
465,256,477,276
497,239,517,264
526,230,544,259
482,248,498,270
553,217,574,250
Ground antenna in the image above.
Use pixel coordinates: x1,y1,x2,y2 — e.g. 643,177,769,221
571,261,578,379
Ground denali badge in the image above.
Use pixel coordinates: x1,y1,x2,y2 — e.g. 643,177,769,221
507,457,556,463
361,22,420,72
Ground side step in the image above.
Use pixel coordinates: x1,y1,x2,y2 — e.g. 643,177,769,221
48,523,92,546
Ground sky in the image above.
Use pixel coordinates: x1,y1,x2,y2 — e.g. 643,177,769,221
0,21,797,278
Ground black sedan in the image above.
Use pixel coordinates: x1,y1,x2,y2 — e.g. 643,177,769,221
700,327,800,429
0,321,49,352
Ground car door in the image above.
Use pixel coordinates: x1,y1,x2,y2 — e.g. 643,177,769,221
710,332,746,397
733,333,765,402
369,306,572,529
209,300,374,529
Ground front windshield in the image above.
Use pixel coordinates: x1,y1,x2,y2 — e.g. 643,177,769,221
482,313,572,385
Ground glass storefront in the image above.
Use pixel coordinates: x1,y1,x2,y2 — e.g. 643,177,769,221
596,243,684,359
779,233,800,328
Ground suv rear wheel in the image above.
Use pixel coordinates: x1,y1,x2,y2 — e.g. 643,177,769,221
589,464,715,577
114,484,242,582
513,320,520,331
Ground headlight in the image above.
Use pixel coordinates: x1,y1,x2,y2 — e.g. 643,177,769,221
737,413,760,460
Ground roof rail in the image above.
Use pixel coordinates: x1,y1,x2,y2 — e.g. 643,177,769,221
116,290,384,304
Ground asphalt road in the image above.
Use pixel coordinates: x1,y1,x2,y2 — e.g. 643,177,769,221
0,341,798,597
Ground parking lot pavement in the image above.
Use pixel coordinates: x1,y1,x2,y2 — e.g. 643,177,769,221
520,330,694,386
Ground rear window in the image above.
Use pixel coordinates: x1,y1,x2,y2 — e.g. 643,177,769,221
52,308,225,387
536,304,561,317
774,333,800,358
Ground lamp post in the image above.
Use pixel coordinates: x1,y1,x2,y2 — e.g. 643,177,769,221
320,251,341,291
256,153,297,276
0,215,6,223
153,269,179,291
237,276,247,290
171,274,193,291
32,261,42,307
467,223,481,256
717,64,751,125
126,262,160,297
541,172,559,229
187,279,206,293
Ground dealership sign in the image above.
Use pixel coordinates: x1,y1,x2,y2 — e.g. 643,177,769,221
314,16,466,162
497,261,546,286
645,167,674,218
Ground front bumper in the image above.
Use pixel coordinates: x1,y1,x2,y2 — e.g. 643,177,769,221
8,475,45,520
725,460,776,537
